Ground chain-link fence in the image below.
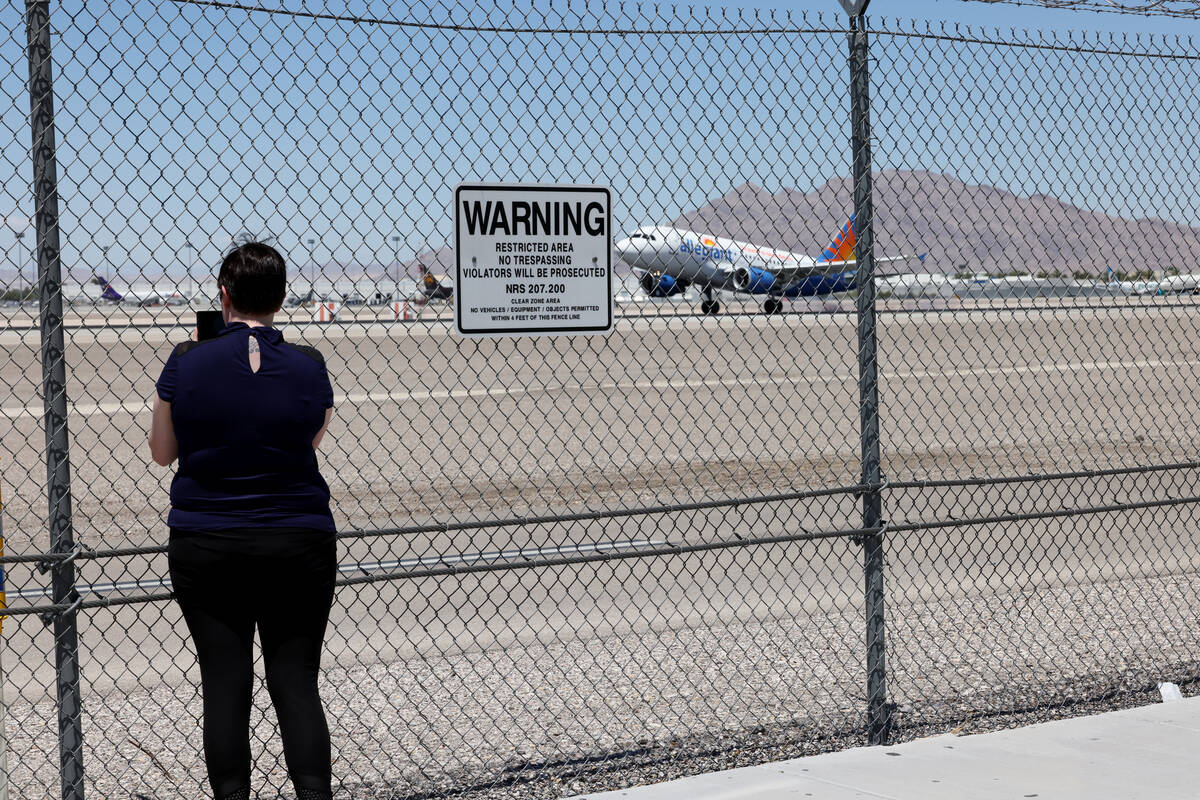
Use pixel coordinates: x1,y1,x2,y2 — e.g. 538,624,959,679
4,1,1200,798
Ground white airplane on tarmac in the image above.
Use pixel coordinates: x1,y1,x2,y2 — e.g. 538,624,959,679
70,274,197,306
615,213,925,315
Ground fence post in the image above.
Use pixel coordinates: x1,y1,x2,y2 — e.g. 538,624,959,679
846,9,890,746
1,473,7,800
24,2,86,797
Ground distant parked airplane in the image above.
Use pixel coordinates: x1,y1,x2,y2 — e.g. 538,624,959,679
91,275,124,303
417,262,453,302
615,214,924,315
76,275,192,306
69,275,126,304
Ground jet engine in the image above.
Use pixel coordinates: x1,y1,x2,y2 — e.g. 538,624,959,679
732,267,776,294
641,272,686,298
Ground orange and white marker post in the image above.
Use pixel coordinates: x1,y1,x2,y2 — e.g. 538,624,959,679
392,301,414,321
315,302,338,322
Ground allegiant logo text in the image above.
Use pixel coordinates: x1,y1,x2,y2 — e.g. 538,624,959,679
681,238,734,262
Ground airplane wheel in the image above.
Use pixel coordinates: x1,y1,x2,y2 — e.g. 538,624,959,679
764,298,782,315
701,300,721,316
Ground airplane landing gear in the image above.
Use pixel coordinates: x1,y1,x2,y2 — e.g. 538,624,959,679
763,297,783,315
701,288,721,316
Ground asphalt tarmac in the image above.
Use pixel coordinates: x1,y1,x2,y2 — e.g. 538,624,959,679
2,299,1200,703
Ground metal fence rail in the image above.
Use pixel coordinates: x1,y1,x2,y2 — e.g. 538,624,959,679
3,1,1200,798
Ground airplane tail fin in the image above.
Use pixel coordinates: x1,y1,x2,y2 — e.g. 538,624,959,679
816,213,857,264
93,275,122,301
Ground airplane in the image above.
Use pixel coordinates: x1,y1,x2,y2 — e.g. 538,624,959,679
69,275,126,304
615,213,925,315
877,272,955,299
417,262,453,302
76,274,196,306
285,288,316,307
117,282,168,306
1156,274,1200,295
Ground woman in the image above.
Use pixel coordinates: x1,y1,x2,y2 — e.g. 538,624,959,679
148,242,336,800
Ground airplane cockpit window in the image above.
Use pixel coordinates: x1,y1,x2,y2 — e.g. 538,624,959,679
647,235,657,241
628,233,645,239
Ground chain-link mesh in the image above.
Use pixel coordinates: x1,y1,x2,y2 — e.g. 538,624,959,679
2,2,1200,798
868,17,1200,744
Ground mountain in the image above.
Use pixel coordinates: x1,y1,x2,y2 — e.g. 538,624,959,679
670,170,1200,276
79,170,1177,285
397,247,454,278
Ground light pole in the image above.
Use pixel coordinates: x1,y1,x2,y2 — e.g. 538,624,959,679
13,230,25,302
391,235,401,298
307,238,316,299
185,241,195,303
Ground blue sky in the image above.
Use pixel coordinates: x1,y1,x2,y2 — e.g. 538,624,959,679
743,0,1191,34
2,0,1198,287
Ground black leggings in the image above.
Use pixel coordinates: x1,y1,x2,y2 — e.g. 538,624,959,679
169,527,336,799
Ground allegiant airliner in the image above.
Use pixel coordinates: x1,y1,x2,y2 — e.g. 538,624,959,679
615,214,924,315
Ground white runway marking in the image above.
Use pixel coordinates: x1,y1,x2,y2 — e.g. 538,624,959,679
3,357,1198,421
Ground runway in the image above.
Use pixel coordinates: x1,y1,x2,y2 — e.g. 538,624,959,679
1,300,1197,606
1,302,1195,550
0,303,1198,791
5,298,1200,796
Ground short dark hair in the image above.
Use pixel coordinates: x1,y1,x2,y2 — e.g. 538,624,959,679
218,242,287,315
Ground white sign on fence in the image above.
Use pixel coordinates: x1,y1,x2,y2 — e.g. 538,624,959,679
454,183,613,337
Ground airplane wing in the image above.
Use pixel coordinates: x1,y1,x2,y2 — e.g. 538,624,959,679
797,252,926,271
777,252,927,282
735,253,926,294
871,252,928,276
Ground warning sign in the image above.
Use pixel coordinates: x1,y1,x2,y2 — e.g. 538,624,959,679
454,183,613,337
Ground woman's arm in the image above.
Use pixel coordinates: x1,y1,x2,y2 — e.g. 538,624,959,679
148,395,179,466
313,407,333,450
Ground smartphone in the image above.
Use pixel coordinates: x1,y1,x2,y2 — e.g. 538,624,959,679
196,310,224,341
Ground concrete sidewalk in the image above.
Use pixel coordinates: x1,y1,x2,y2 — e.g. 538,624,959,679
570,697,1200,799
